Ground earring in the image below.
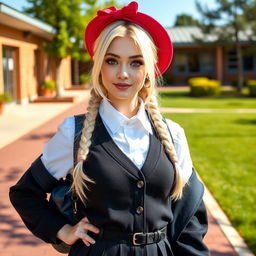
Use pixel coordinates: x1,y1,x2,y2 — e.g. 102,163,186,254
144,77,150,88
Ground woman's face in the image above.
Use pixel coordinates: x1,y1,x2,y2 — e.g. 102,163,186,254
100,36,146,107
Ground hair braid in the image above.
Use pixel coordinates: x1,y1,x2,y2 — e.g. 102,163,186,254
146,96,185,200
72,89,102,202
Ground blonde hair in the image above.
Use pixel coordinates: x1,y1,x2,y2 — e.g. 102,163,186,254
72,20,185,203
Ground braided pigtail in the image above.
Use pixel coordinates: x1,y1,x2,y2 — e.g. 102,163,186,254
71,89,102,202
146,96,185,200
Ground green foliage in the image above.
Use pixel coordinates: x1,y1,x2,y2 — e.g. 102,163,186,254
174,14,200,26
79,73,90,84
25,0,121,62
0,93,12,102
188,77,220,96
41,80,56,91
247,80,256,97
25,0,85,60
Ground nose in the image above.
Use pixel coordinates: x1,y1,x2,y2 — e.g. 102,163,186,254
117,64,128,80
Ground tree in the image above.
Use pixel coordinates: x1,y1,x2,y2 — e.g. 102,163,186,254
174,14,200,26
244,1,256,46
196,0,253,92
25,0,121,92
25,0,86,97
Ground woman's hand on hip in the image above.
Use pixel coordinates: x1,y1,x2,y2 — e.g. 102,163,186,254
57,217,100,246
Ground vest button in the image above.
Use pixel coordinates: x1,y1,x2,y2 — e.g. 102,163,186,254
136,180,144,188
136,206,144,214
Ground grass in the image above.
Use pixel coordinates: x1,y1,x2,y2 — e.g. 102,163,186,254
162,91,256,253
158,89,256,109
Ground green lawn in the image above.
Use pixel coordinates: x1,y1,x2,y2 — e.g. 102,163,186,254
158,89,256,109
162,98,256,253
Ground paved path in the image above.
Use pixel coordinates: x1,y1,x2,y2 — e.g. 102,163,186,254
0,91,253,256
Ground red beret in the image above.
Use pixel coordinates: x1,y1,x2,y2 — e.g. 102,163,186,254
84,1,173,76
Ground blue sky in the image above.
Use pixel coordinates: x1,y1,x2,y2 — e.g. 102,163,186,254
0,0,217,27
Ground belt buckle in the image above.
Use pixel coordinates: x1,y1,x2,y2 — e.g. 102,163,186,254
132,232,144,246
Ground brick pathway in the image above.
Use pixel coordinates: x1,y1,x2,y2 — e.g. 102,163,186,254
0,99,238,256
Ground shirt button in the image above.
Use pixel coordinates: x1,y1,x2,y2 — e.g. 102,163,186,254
137,180,144,188
136,206,144,214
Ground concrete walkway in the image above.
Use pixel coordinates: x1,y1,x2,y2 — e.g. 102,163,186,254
0,89,254,256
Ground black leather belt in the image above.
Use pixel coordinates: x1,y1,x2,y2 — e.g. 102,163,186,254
94,226,167,246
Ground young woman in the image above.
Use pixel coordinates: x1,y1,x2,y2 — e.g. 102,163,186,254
10,2,209,255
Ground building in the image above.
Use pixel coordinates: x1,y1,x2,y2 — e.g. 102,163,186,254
0,3,71,104
165,26,256,85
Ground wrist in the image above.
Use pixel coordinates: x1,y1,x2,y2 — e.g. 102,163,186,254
57,224,75,245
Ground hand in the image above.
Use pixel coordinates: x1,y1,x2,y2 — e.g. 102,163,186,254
57,217,100,246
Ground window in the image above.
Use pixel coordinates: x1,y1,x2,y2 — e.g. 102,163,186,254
188,54,200,72
227,51,255,72
175,54,187,72
174,52,214,73
243,55,254,71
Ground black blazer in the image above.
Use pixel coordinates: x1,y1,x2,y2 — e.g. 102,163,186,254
9,115,209,256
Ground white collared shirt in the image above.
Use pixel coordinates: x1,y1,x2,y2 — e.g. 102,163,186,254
99,98,152,169
41,100,193,182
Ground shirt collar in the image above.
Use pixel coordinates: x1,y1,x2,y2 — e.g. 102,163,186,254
99,98,152,135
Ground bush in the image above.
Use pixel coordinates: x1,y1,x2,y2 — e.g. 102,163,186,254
0,93,12,102
188,77,220,96
247,80,256,97
79,73,90,84
41,80,56,91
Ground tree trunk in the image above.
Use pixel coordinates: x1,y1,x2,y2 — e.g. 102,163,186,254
235,31,244,93
73,59,80,86
55,58,62,98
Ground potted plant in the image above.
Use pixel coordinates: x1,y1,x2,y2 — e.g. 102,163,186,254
79,73,90,89
41,80,56,97
0,93,12,114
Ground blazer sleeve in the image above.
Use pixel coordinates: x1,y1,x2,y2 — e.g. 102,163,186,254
169,169,210,256
9,156,68,244
171,200,209,255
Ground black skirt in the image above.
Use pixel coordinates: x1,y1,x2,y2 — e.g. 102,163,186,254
69,238,174,256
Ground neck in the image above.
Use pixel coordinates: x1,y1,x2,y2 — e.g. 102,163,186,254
109,97,140,118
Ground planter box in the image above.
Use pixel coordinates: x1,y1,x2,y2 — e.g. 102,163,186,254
0,102,4,114
33,96,77,103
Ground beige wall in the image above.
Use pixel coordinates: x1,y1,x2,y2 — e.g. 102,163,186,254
0,24,71,103
0,41,3,94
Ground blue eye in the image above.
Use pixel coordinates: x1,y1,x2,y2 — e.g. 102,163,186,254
105,58,117,65
131,60,144,67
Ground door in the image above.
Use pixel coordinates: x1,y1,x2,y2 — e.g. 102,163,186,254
2,46,17,102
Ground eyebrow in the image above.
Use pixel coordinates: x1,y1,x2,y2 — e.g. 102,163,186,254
105,53,143,59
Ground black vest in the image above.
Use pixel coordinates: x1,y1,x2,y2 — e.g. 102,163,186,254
74,113,175,233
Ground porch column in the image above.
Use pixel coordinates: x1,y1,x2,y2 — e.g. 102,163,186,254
0,42,3,93
216,46,224,84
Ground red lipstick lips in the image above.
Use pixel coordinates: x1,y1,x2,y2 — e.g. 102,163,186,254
113,83,131,90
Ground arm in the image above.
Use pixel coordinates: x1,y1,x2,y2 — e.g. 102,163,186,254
9,117,74,243
165,119,209,255
171,200,209,255
168,169,209,256
9,156,68,244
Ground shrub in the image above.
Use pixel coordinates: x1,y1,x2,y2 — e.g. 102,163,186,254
0,93,12,102
247,80,256,97
41,80,56,91
188,77,220,96
79,73,90,84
